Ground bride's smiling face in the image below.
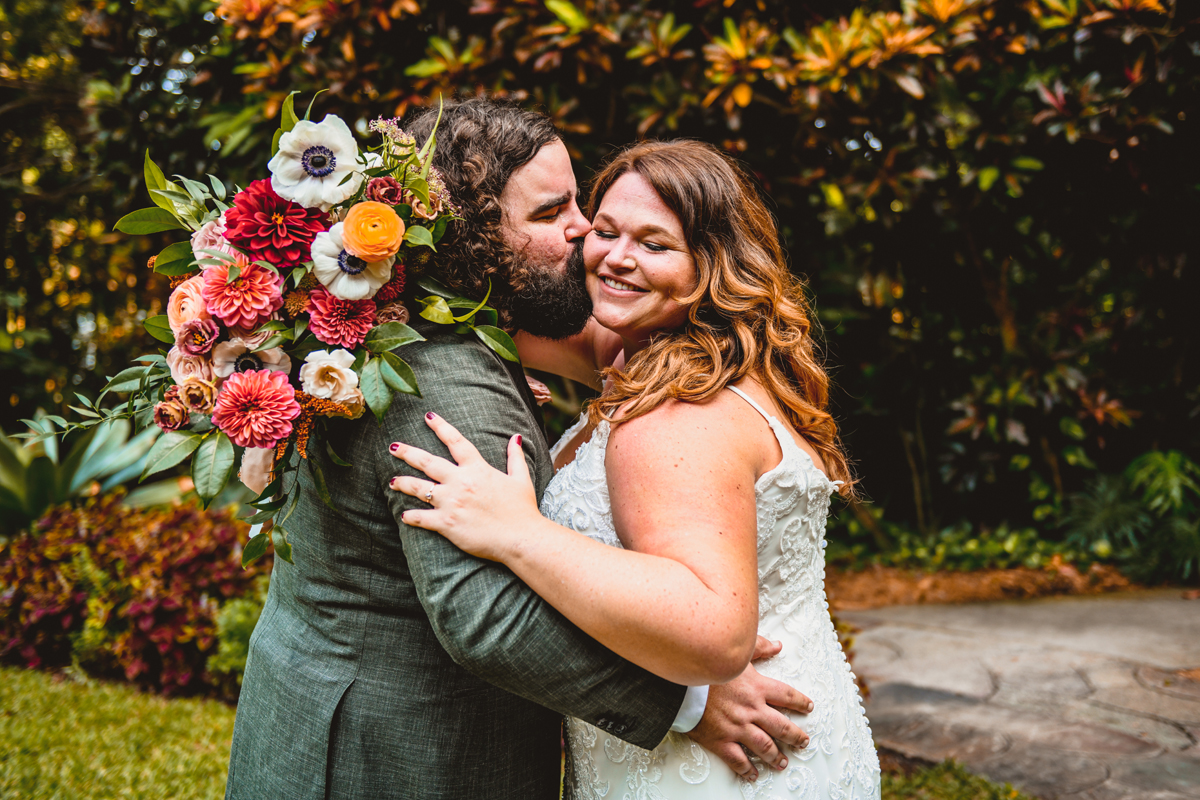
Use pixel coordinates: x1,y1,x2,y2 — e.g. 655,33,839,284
583,172,697,352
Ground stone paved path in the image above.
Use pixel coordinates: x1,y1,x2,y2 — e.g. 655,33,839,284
840,589,1200,799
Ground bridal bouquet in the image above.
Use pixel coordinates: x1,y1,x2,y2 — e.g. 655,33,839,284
44,95,517,566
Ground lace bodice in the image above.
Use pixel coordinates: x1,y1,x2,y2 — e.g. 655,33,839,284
542,390,880,800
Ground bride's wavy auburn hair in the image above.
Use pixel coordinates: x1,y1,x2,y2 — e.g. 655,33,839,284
588,140,854,494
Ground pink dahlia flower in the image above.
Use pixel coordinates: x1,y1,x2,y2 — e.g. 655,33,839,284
202,254,285,331
211,369,301,449
308,288,376,349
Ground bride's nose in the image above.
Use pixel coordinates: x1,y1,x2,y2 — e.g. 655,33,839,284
604,238,637,272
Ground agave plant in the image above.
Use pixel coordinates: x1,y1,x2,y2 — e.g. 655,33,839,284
0,417,175,538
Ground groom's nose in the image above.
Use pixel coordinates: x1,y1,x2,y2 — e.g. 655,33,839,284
563,198,591,242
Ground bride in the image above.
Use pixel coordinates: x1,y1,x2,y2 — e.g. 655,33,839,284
389,139,880,799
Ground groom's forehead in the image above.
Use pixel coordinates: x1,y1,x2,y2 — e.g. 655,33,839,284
501,140,577,209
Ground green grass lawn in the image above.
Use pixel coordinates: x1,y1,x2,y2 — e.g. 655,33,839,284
0,665,1032,799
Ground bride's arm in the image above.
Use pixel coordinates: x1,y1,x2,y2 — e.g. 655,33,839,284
514,318,624,390
391,402,761,687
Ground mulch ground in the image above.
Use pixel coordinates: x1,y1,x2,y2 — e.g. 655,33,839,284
825,558,1135,611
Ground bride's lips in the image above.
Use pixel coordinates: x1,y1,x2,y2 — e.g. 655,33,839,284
596,273,649,294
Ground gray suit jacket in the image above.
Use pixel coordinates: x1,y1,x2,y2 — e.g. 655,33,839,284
225,324,686,799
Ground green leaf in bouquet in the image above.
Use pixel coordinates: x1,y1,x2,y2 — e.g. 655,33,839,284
207,174,226,200
431,217,449,243
279,484,301,525
453,280,491,323
404,225,436,251
256,320,292,333
141,430,204,480
242,532,270,568
304,89,327,121
144,315,175,344
252,259,280,274
154,241,198,276
192,431,236,507
418,295,454,324
272,525,294,564
271,129,284,158
360,358,393,421
326,439,352,467
403,177,431,210
104,365,153,394
253,334,289,352
241,503,283,525
380,351,420,397
294,318,309,340
133,354,167,363
363,322,425,353
281,90,300,133
286,334,329,362
416,97,443,176
395,204,413,224
149,188,195,210
115,208,187,234
144,150,167,193
471,307,498,327
473,325,520,362
226,263,242,283
197,247,238,262
176,176,213,204
415,277,456,298
307,458,340,512
68,405,102,419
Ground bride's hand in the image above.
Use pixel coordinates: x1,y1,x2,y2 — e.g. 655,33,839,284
388,412,542,561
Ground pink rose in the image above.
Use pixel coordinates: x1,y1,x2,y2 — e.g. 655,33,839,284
167,275,212,336
190,211,235,263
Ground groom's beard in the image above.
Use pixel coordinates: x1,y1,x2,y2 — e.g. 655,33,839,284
507,241,593,340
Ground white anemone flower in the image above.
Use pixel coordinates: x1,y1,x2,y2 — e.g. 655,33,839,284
310,222,395,301
268,114,365,211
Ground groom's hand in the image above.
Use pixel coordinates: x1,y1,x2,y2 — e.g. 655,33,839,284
685,636,812,781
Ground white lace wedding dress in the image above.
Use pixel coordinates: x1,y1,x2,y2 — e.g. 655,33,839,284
543,387,880,800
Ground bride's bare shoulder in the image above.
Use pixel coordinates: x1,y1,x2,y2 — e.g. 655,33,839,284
604,391,769,470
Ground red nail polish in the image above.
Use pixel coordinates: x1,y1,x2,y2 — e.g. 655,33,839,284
426,412,435,420
516,435,523,447
390,442,400,453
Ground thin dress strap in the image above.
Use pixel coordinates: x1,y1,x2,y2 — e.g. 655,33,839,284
727,385,775,423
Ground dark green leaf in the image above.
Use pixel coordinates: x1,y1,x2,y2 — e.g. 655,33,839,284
104,366,152,394
326,439,353,467
272,525,293,564
360,358,393,422
141,430,204,480
403,224,436,250
380,352,420,396
473,325,520,362
192,432,236,505
144,316,175,344
253,334,288,352
363,322,425,353
242,532,270,568
308,458,340,512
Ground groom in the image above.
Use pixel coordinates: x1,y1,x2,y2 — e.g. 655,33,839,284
226,98,808,799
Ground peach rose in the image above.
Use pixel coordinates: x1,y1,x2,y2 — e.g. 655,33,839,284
167,275,212,335
341,201,405,262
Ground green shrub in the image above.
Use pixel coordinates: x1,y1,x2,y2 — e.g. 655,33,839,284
0,492,270,694
1061,450,1200,583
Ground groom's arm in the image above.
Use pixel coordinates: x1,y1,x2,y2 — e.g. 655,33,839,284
372,335,687,750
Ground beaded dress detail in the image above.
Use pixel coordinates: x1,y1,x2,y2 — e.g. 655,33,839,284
543,388,880,799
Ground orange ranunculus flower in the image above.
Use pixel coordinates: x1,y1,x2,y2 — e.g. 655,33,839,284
341,201,405,262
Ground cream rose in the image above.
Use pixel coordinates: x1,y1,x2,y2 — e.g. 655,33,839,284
166,275,212,335
339,388,366,419
166,346,215,384
299,349,360,404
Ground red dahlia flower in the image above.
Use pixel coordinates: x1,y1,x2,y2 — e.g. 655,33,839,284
224,179,328,267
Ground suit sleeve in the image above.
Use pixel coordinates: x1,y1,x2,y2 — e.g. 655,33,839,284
370,336,687,750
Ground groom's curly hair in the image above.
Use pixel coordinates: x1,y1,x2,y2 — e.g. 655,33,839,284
404,98,560,323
